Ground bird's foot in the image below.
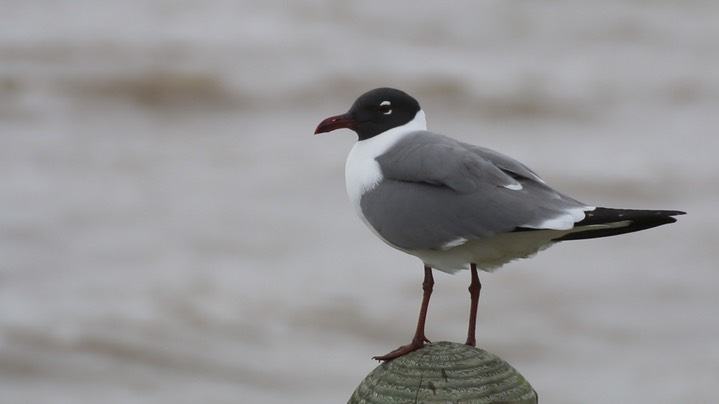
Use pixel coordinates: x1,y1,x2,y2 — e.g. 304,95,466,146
372,336,430,361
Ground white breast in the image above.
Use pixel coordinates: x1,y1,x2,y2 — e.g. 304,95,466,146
344,110,427,218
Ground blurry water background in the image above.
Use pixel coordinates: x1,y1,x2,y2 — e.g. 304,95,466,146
1,1,718,403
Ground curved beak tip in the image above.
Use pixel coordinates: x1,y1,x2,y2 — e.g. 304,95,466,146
314,114,355,135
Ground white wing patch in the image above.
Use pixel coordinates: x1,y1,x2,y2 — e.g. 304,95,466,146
504,182,523,191
441,237,468,249
533,206,594,230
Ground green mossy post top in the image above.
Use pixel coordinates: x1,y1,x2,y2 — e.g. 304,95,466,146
348,341,537,404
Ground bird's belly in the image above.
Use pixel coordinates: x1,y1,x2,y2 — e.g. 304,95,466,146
408,229,571,274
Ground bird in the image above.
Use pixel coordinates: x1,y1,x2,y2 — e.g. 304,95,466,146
314,87,685,361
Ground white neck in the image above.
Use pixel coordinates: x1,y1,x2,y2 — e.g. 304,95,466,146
344,110,427,221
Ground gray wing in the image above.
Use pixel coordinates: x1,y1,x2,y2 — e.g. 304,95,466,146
465,142,586,207
362,131,590,250
464,144,544,184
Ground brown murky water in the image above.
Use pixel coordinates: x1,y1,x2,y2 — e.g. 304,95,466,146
1,1,717,403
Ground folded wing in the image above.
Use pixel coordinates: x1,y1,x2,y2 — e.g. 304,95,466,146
362,131,592,250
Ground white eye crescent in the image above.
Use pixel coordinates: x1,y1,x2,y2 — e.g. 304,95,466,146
379,100,392,115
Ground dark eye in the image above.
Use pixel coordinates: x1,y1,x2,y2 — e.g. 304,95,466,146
378,101,392,115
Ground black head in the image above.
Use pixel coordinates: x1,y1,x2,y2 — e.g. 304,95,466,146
314,88,422,141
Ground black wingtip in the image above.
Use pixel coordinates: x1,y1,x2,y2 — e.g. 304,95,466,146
552,207,686,242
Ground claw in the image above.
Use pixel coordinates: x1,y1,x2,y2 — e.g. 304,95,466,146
372,338,428,361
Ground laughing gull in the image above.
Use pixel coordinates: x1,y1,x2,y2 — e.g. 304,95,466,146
314,87,685,361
